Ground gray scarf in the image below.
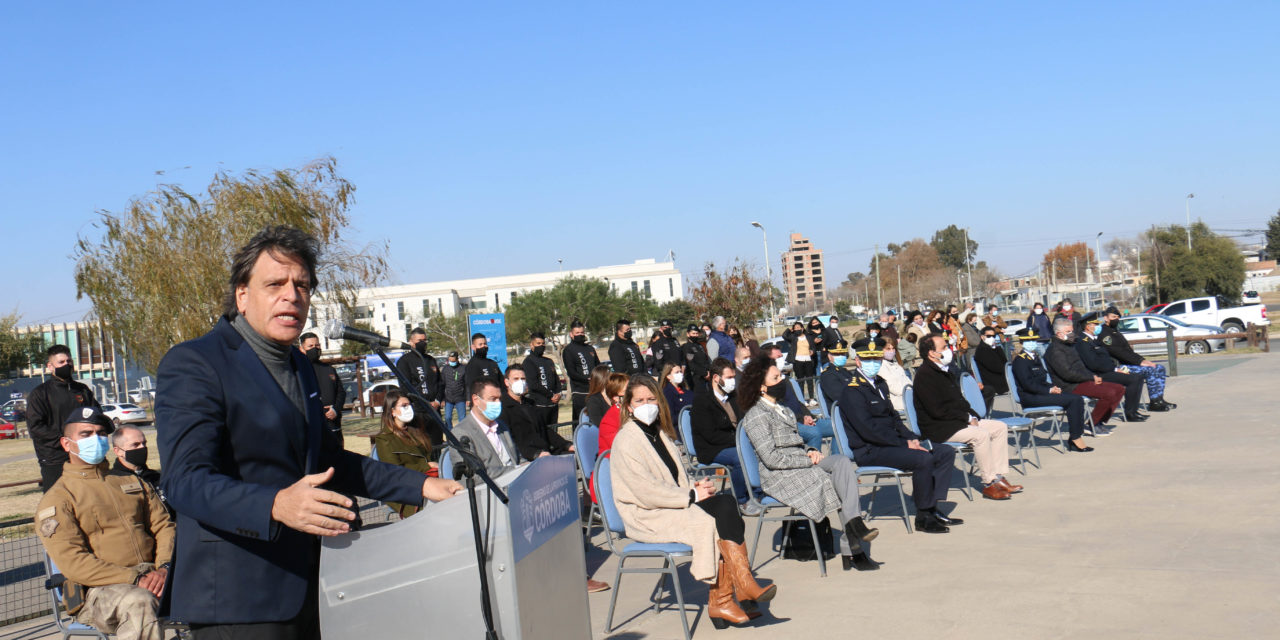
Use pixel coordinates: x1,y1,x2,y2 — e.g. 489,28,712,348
231,314,306,416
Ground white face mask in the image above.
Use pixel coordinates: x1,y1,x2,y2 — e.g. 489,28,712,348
670,371,684,385
1034,308,1044,315
720,377,736,393
396,406,414,423
1062,305,1072,312
632,403,660,425
984,337,999,347
937,349,954,366
511,379,527,395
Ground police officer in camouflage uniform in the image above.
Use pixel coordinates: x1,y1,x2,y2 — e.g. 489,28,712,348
37,407,174,640
1098,306,1175,411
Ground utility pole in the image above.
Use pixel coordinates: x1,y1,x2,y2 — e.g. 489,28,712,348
1185,193,1194,250
1073,256,1079,284
964,227,974,301
874,244,882,313
1135,245,1143,308
956,271,963,301
897,264,903,310
1095,232,1104,309
749,222,776,338
1152,224,1162,304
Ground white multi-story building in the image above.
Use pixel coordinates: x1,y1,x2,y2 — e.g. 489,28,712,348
305,258,684,345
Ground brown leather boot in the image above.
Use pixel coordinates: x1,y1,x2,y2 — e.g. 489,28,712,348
718,540,777,603
708,558,750,629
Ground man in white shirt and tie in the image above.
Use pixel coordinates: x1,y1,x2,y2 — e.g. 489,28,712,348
448,381,521,476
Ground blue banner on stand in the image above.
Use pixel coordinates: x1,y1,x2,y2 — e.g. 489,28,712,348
468,313,508,373
508,455,578,564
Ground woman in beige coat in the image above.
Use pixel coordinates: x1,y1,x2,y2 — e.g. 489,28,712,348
609,374,777,629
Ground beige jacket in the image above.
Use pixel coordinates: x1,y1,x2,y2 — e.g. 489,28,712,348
609,420,720,581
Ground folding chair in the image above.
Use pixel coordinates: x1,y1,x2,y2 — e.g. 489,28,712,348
437,448,454,481
44,554,110,639
676,407,732,495
574,423,602,537
960,373,1038,473
903,386,975,501
829,402,913,533
1005,364,1067,452
736,426,827,577
594,455,696,640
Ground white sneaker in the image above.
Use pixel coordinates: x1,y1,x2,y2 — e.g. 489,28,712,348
1091,425,1113,437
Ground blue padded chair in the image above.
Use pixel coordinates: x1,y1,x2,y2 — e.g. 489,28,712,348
594,455,696,640
438,448,454,481
574,423,602,537
44,555,110,639
903,386,975,501
1005,363,1068,452
736,426,827,577
970,357,1012,413
828,402,913,533
787,375,822,419
959,373,1038,472
676,407,732,495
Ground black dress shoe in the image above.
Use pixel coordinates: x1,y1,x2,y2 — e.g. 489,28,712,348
914,513,950,534
1146,399,1171,412
841,552,880,571
1125,413,1148,422
1067,441,1095,452
934,512,964,526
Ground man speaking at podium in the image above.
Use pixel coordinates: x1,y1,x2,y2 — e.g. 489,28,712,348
157,226,463,638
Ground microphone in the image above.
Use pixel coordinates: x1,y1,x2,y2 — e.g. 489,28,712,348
323,319,410,350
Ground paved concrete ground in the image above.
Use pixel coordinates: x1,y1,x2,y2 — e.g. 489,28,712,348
584,350,1280,639
4,351,1276,639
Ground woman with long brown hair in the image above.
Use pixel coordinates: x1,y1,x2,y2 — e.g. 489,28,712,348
372,388,438,518
583,364,613,426
608,374,775,628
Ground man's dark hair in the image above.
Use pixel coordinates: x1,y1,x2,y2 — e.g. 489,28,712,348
505,364,523,378
616,319,631,330
763,343,782,357
981,326,997,337
410,327,427,338
710,357,734,379
570,319,584,330
918,332,944,360
46,344,71,360
529,331,546,340
470,333,486,343
223,226,319,318
299,332,318,344
470,379,500,399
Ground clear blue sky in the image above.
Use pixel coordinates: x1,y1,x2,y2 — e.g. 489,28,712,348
3,2,1277,323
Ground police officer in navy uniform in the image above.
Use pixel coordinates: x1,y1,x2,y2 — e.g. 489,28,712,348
681,324,712,391
649,319,682,374
1075,315,1147,422
837,337,959,534
1010,328,1093,452
1097,306,1175,411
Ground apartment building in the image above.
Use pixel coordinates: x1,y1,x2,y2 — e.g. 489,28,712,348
780,233,826,310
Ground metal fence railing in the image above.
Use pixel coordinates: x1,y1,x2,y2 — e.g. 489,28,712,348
0,518,50,627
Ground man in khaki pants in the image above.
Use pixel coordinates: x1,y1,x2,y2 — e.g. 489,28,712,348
37,407,173,640
910,334,1023,500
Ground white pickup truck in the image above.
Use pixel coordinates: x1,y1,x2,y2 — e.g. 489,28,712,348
1159,296,1269,333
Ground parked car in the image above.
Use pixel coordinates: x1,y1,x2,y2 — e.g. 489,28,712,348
0,422,16,439
1113,314,1226,355
0,405,24,423
101,403,151,427
364,380,399,412
1159,296,1269,334
758,337,794,373
1143,303,1168,314
1242,290,1261,304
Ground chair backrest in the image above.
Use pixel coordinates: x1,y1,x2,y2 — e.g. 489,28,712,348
830,402,851,457
438,448,454,481
959,373,987,418
815,374,832,417
574,424,600,481
787,376,804,405
903,385,922,437
578,408,591,429
592,454,627,537
44,554,63,612
734,426,763,502
971,359,984,385
678,407,697,459
370,444,380,462
1004,363,1023,408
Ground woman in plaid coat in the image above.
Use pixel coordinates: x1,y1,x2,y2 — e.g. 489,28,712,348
739,358,881,571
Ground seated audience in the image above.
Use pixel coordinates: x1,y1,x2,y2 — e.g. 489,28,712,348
596,373,631,453
973,325,1010,413
660,362,693,418
761,344,833,449
500,365,574,460
450,381,522,477
1010,328,1092,452
738,358,880,572
838,339,960,533
108,426,162,497
905,310,930,345
706,316,737,364
1076,316,1148,422
583,365,614,426
818,347,853,409
609,375,775,628
901,331,921,369
879,311,900,341
876,337,911,412
38,408,173,640
735,345,752,371
1044,318,1126,436
1098,306,1175,411
690,358,749,503
373,389,439,517
912,333,1021,501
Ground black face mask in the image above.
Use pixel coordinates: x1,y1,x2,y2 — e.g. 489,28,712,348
809,325,822,332
572,334,588,344
1108,319,1119,328
622,330,633,340
415,341,429,355
661,328,671,337
765,381,788,401
531,345,545,357
305,347,321,363
54,363,74,380
123,446,149,469
474,347,488,359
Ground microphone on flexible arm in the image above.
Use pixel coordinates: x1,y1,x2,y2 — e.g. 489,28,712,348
323,319,410,350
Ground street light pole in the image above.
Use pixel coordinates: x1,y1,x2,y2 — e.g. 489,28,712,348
750,222,776,338
964,227,974,301
1095,232,1104,309
874,244,882,313
1185,193,1194,250
897,264,903,311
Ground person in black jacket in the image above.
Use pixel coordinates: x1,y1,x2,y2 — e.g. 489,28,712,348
464,333,505,402
681,325,712,391
500,366,573,460
818,348,853,409
649,319,682,374
839,337,959,533
608,319,646,375
1043,317,1125,433
561,321,600,420
25,344,101,492
760,343,831,449
1076,317,1147,422
972,326,1009,413
522,332,563,426
1009,328,1092,452
689,358,747,503
397,328,443,416
1099,306,1175,411
301,332,347,444
441,352,468,428
912,334,1019,501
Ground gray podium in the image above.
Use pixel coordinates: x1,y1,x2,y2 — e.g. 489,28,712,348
318,455,592,639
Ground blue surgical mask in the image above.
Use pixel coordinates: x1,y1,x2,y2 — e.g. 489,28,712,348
860,361,882,378
832,355,848,367
73,434,109,465
1023,342,1041,355
1092,324,1102,336
482,400,503,420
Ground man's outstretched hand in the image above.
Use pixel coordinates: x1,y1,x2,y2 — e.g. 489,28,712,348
424,478,464,502
271,467,355,537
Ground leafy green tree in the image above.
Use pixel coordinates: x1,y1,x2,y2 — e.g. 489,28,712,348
339,321,377,358
686,259,772,328
832,300,853,319
502,275,658,350
74,157,388,373
930,225,978,270
658,299,697,329
1143,223,1245,302
1266,209,1280,260
0,311,47,379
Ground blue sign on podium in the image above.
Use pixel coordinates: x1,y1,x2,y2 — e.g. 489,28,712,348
507,455,579,564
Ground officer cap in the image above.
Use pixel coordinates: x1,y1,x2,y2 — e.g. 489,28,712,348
827,346,850,356
852,337,885,359
866,322,883,333
659,319,674,328
1014,327,1048,343
1082,311,1102,326
63,406,114,433
1104,306,1122,317
686,324,701,332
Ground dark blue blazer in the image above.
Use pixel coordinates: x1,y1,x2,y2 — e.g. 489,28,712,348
156,317,426,624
